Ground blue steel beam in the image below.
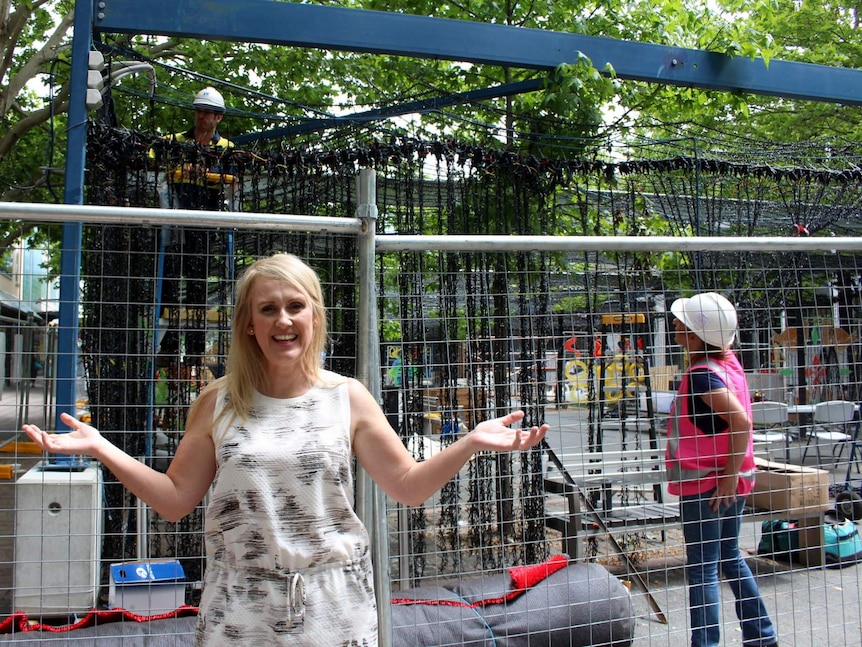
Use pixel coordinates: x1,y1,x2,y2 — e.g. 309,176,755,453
94,0,862,106
55,0,94,439
233,78,546,144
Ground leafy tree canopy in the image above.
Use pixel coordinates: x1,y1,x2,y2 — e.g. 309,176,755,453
3,0,861,224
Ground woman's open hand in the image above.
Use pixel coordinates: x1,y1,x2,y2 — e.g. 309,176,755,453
22,412,106,458
468,410,549,452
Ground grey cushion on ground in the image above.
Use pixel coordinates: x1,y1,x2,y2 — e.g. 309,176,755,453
0,564,633,646
391,584,494,647
392,562,635,647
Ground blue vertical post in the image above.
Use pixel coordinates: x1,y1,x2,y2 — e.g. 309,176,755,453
56,0,94,437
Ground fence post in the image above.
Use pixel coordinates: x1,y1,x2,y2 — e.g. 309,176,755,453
54,0,93,451
354,168,392,646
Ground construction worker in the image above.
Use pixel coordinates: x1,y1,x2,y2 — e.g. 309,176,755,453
152,86,236,211
150,87,236,366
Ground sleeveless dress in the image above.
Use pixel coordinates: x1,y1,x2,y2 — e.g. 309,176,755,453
195,372,378,646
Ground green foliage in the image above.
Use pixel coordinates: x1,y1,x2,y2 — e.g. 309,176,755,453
6,0,862,222
380,318,403,342
5,0,861,343
735,0,862,140
552,293,607,314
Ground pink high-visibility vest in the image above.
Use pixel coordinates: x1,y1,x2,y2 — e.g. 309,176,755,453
665,354,756,497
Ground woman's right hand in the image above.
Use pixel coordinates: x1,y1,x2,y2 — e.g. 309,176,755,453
22,412,107,458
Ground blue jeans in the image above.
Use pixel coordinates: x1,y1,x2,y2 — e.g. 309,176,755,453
680,490,778,647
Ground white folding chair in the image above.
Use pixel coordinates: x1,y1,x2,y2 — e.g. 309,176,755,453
750,401,790,460
801,400,857,467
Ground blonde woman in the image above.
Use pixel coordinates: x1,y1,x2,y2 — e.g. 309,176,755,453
24,253,548,646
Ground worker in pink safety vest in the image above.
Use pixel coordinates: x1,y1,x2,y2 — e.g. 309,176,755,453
665,292,778,647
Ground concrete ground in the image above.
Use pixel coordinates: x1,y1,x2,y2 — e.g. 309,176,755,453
1,384,861,645
540,402,862,647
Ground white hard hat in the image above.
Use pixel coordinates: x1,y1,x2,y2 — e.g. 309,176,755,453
192,87,226,113
670,292,738,349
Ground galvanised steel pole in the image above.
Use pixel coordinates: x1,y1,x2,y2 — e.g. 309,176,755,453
353,169,392,646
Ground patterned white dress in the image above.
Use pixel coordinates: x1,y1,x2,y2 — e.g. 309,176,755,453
195,372,378,646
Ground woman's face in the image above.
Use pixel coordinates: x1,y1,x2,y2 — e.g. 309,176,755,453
673,316,700,351
247,277,315,371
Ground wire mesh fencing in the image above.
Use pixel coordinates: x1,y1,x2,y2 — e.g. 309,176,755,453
0,202,861,645
375,239,862,646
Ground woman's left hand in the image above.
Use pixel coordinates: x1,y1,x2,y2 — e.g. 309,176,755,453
468,410,549,452
709,472,740,512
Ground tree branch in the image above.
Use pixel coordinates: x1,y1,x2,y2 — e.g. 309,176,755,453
147,38,182,57
0,8,74,120
0,223,40,251
0,2,35,87
0,90,69,161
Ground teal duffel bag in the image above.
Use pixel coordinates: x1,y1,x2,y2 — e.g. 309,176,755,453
824,511,862,569
757,519,799,560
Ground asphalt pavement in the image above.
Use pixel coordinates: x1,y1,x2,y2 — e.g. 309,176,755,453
540,403,862,647
0,380,52,443
1,386,861,645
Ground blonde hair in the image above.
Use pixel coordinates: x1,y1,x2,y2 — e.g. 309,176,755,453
193,253,328,426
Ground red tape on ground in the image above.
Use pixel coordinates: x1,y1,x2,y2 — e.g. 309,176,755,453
392,553,569,608
0,605,199,634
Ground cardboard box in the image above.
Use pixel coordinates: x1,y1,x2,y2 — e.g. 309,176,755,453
108,559,186,615
750,457,830,516
794,514,827,567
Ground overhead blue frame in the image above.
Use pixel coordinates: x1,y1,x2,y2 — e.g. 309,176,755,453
54,0,94,438
93,0,862,105
233,78,546,144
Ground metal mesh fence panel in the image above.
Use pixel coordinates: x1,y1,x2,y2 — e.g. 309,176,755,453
378,241,862,647
0,203,861,645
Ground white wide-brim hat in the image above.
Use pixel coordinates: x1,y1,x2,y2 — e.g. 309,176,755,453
670,292,738,349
